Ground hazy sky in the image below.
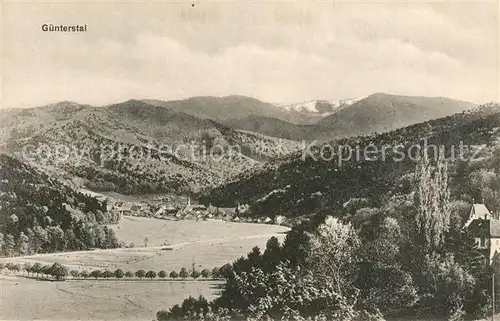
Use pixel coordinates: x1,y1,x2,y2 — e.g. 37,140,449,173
2,1,499,108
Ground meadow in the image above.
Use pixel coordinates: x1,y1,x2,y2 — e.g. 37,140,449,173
0,217,289,320
1,274,223,321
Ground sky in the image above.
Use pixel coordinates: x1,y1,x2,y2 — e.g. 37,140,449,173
2,1,499,108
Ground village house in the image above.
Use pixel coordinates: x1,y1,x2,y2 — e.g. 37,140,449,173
465,202,500,264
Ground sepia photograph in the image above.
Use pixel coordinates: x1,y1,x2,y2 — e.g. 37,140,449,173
0,1,499,320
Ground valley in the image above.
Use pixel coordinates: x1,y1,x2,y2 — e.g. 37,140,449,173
1,95,499,321
2,1,499,319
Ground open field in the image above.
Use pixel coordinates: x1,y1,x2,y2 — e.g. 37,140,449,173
112,216,290,247
0,217,289,320
0,217,290,272
0,274,223,321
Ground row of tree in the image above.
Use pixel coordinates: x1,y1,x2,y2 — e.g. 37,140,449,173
0,262,227,281
2,262,69,280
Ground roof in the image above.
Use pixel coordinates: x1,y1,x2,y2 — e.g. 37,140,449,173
472,204,491,218
464,203,492,227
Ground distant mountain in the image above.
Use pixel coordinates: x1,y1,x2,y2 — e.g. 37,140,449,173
226,94,477,142
144,95,321,125
278,97,366,116
314,93,476,139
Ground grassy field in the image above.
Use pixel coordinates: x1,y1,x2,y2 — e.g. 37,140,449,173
0,217,289,320
1,274,223,321
0,217,289,272
112,216,290,247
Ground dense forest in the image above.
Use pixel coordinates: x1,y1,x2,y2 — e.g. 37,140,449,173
0,154,120,256
201,104,500,219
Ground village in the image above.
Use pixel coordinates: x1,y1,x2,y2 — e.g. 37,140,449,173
107,195,286,226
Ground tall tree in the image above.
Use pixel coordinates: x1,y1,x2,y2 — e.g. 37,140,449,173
4,234,15,256
50,263,68,280
0,232,4,255
179,268,188,279
33,226,48,253
135,269,146,279
414,152,451,250
17,232,30,255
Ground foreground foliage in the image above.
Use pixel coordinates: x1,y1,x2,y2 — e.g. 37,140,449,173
158,127,500,320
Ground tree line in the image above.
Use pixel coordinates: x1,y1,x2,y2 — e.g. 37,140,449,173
0,223,120,258
0,262,227,281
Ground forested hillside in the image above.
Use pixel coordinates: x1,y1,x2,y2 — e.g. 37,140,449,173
2,100,300,195
201,103,500,219
0,154,120,257
224,115,313,141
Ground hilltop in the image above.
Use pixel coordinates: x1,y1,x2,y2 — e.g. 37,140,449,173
314,93,476,139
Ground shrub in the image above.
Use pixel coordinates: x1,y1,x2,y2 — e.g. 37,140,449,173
146,270,157,279
179,268,188,278
114,269,124,279
201,269,210,278
102,270,114,279
135,269,146,279
191,270,201,279
90,270,102,279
